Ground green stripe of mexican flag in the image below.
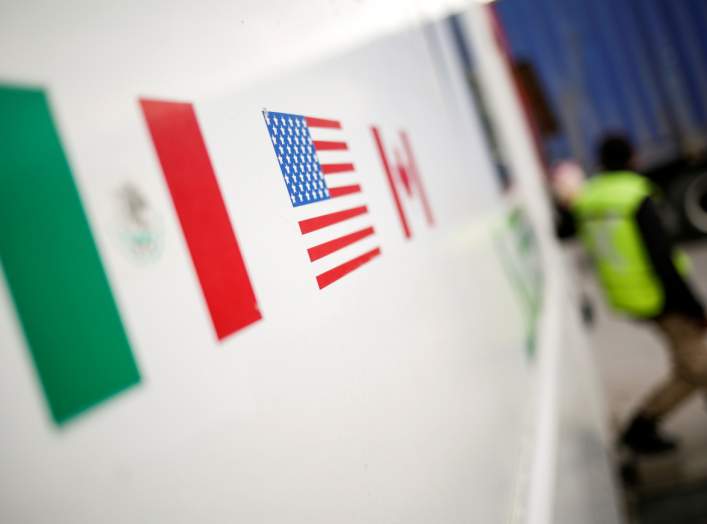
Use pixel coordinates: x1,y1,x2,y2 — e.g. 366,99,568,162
0,85,140,425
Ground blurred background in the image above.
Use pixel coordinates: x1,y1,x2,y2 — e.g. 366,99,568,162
490,0,707,521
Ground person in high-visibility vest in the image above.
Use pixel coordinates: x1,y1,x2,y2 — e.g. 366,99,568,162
570,135,707,455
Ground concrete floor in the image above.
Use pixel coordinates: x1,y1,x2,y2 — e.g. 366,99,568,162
572,241,707,522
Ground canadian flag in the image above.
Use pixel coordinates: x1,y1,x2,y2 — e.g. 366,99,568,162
371,127,434,239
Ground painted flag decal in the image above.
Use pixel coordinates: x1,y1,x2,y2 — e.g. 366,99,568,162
371,127,434,239
264,111,381,289
141,99,261,341
0,85,141,425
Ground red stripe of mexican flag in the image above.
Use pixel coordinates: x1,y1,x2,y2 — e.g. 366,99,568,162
140,99,261,341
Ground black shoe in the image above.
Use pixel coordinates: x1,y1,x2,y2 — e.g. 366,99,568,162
620,415,679,455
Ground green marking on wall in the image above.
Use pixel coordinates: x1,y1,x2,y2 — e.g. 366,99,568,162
492,206,544,358
0,85,140,425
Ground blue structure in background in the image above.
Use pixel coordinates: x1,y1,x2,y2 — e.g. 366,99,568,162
495,0,707,171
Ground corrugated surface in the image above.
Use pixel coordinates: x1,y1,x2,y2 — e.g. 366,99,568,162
496,0,707,169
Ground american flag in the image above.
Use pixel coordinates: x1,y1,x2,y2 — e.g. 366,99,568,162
263,110,381,289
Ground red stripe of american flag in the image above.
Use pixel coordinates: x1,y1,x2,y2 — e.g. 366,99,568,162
321,163,355,175
305,116,341,129
329,184,361,198
312,140,348,151
298,205,368,234
307,226,376,262
316,247,381,289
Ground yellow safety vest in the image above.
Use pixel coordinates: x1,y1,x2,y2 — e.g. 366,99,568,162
573,171,689,317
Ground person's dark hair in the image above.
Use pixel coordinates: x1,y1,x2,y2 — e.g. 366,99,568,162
597,134,634,171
